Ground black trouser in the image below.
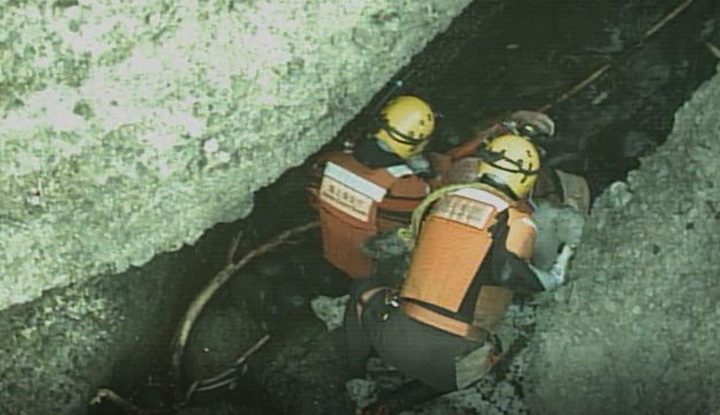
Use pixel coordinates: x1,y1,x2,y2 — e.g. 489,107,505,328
343,279,381,379
343,286,480,393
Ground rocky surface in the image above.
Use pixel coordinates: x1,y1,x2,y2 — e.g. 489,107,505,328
0,0,479,311
0,245,203,415
524,63,720,415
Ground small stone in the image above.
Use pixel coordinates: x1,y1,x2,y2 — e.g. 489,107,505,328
592,91,609,105
203,138,219,154
608,181,633,208
216,151,231,164
346,379,377,409
25,193,42,207
310,295,349,331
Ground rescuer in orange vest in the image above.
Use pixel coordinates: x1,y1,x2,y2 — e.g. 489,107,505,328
346,134,576,415
309,100,583,282
440,110,591,214
307,95,440,280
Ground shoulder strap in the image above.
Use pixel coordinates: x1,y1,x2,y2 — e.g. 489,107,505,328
397,182,507,251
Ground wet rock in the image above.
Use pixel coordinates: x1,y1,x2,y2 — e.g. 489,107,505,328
310,294,350,331
346,378,378,409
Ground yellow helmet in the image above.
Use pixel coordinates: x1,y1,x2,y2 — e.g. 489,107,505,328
374,95,435,159
477,134,541,199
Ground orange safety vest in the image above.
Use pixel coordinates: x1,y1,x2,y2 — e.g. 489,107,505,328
399,184,536,339
309,151,429,279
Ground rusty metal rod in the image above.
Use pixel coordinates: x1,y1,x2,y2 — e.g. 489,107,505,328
169,221,319,384
706,41,720,59
196,334,271,387
536,64,611,113
536,0,697,113
644,0,695,38
89,388,172,415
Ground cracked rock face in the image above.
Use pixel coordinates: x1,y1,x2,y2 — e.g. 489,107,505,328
0,0,476,312
523,64,720,415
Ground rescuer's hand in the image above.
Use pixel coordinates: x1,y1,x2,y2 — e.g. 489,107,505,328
529,244,575,291
549,244,575,286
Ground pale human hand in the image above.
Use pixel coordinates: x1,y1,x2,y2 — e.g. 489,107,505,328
531,243,576,290
549,244,576,286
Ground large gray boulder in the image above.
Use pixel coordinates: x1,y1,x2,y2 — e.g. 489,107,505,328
0,0,479,311
524,64,720,415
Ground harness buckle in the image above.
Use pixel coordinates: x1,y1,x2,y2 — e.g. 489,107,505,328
378,291,400,321
383,291,400,308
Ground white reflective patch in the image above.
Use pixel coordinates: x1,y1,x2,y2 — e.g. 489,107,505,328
324,162,387,202
452,188,509,211
386,164,414,178
320,176,374,222
432,197,495,230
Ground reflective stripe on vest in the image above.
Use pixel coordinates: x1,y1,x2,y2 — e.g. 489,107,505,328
324,162,388,202
320,162,387,223
452,187,509,212
316,155,414,278
385,164,414,178
319,162,415,223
